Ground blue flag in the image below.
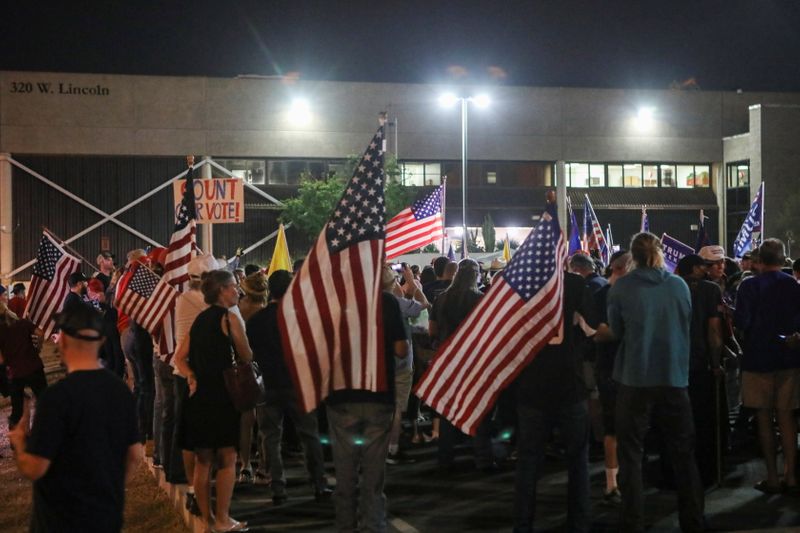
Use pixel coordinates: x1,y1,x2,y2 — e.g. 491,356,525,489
694,209,710,252
640,206,649,233
661,233,695,273
733,183,764,258
447,242,456,261
568,199,582,255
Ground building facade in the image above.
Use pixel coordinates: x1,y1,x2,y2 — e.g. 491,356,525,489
1,71,799,280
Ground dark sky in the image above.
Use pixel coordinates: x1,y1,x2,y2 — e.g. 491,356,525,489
4,0,800,91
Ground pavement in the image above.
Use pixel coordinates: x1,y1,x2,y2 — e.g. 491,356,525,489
152,431,800,533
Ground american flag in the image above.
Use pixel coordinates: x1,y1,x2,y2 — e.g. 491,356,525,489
385,185,444,259
584,194,609,265
116,262,179,339
415,200,566,435
24,233,81,338
279,124,387,413
163,163,197,291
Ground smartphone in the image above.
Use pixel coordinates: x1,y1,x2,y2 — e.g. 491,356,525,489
391,264,403,272
777,334,787,341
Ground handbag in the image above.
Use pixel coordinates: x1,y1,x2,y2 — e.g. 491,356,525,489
222,311,265,411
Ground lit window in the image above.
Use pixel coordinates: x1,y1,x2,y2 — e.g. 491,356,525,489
623,164,642,187
568,163,589,187
589,165,605,187
643,165,658,187
676,165,695,188
660,165,676,187
487,171,497,184
216,159,266,185
607,165,623,187
694,165,710,187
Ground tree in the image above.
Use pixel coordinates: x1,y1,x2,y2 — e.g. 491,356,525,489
281,153,409,242
482,214,496,255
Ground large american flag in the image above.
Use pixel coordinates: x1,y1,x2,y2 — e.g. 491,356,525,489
385,185,444,259
415,201,566,435
24,233,81,338
279,125,387,412
116,262,179,339
163,163,197,291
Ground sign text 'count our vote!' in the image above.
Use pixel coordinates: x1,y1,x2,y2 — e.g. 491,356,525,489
173,178,245,224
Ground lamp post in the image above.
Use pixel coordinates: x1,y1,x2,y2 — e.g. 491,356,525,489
439,93,489,256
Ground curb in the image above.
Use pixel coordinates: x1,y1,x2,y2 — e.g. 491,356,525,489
144,458,208,533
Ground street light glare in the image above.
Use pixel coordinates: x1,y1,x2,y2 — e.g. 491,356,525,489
635,106,655,131
473,94,490,108
289,98,311,124
438,92,459,108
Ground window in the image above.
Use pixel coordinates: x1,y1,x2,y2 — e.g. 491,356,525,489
215,159,266,185
607,165,623,187
589,164,605,186
676,165,695,188
643,165,658,187
623,164,642,187
486,171,497,184
401,162,441,186
568,163,589,187
694,165,710,187
727,162,750,188
660,165,676,187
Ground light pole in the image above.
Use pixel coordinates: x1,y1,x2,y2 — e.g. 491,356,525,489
439,93,489,256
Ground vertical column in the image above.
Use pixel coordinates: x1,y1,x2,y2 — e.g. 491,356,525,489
201,156,213,255
556,160,567,229
0,154,13,283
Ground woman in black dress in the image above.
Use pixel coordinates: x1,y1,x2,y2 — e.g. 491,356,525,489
175,270,252,532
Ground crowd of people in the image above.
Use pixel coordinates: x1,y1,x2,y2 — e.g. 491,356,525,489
1,232,800,532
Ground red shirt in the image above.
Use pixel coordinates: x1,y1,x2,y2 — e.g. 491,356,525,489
0,318,44,379
8,296,27,317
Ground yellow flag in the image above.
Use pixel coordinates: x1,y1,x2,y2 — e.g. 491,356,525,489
267,224,292,277
502,233,511,263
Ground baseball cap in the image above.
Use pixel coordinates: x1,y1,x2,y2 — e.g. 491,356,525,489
68,272,89,286
99,250,114,259
698,245,725,263
676,254,706,277
55,303,104,341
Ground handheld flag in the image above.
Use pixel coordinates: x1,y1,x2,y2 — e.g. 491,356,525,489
584,195,609,265
24,232,81,338
606,224,615,252
733,182,764,258
268,223,293,277
278,123,387,412
385,185,445,259
640,206,649,233
116,262,179,339
163,160,198,291
568,198,582,256
661,233,695,273
415,194,567,435
694,210,710,252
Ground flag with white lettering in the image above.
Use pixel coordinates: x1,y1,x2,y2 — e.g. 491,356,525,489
415,200,566,435
733,182,764,258
661,233,695,273
24,233,81,338
279,124,387,412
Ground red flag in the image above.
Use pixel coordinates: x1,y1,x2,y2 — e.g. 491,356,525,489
116,262,179,339
24,232,81,338
415,201,566,435
279,125,387,412
385,185,444,259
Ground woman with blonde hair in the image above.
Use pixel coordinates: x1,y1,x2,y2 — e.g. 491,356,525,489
175,270,252,532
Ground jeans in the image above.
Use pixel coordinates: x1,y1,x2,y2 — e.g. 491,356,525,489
327,402,394,533
438,412,494,468
8,369,48,428
616,385,704,533
122,325,155,441
257,389,326,495
513,400,590,533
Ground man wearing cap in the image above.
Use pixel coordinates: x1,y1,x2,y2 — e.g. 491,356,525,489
94,251,115,291
63,271,90,311
698,245,726,286
676,254,726,487
9,304,141,532
8,283,27,317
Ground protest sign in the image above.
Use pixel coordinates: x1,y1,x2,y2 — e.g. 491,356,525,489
173,177,244,224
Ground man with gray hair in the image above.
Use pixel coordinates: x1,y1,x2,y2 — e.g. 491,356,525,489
569,253,607,294
734,238,800,494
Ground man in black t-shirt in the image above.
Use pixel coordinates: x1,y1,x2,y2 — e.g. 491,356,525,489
9,304,140,533
513,271,596,533
422,255,456,304
326,291,408,533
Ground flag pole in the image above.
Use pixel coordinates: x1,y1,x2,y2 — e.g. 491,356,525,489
441,176,447,254
41,226,100,273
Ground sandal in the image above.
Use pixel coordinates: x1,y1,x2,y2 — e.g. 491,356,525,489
212,519,248,532
753,480,783,494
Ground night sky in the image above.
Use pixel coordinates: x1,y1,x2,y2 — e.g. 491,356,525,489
4,1,800,91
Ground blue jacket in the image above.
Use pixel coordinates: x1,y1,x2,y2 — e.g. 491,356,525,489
607,267,691,387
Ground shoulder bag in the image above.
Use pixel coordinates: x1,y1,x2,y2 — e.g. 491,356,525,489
222,311,265,411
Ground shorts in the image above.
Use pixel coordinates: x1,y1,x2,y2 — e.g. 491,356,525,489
394,367,413,412
741,369,800,410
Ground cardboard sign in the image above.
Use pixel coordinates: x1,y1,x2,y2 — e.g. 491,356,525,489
173,178,244,224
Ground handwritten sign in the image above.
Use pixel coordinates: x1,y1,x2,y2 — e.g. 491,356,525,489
173,178,244,224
